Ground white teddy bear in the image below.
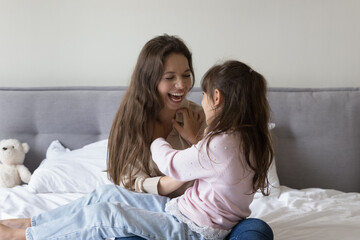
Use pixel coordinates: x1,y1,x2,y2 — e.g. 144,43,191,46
0,139,32,188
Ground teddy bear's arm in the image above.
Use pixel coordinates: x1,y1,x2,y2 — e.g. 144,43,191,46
16,165,32,183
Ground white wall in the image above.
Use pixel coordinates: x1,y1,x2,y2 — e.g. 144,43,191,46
0,0,359,88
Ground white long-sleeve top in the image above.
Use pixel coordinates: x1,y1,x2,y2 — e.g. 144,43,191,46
150,131,255,231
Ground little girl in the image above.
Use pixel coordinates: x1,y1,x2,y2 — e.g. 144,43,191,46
150,60,274,239
0,60,273,240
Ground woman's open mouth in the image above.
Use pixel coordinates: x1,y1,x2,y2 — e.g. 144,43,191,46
168,92,184,103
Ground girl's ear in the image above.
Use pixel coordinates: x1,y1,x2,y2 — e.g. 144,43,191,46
213,89,223,107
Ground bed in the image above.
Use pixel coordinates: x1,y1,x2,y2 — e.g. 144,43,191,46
1,86,359,240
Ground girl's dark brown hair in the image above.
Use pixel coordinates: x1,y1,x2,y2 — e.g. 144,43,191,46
107,34,194,189
201,60,274,196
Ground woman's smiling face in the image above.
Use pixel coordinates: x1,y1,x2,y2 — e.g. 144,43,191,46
157,53,192,111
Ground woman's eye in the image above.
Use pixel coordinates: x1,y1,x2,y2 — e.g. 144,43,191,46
165,76,175,80
183,75,191,78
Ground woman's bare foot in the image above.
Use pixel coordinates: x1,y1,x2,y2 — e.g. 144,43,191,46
0,218,31,229
0,224,26,240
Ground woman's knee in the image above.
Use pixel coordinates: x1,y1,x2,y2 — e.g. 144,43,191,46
86,184,119,202
94,184,117,194
90,184,138,205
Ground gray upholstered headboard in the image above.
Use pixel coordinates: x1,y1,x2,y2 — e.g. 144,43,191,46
0,87,359,192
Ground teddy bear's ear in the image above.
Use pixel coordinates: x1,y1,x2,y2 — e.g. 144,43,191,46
22,143,30,153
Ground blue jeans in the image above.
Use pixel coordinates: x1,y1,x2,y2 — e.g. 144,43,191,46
116,218,273,240
225,218,273,240
26,184,203,240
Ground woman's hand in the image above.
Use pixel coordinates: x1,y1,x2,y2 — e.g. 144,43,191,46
172,108,203,145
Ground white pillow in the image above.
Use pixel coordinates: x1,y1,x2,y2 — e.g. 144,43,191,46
27,139,112,193
253,160,280,199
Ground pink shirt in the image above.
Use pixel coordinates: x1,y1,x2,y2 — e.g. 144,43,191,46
150,132,255,230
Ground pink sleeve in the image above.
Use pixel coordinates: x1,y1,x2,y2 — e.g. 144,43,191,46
150,138,212,181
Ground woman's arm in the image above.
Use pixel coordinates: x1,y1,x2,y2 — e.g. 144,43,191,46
157,176,186,196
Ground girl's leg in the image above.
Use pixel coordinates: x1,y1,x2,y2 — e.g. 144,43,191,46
225,218,273,240
27,198,202,240
33,184,165,227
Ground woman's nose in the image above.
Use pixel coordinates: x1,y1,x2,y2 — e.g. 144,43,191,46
175,77,186,88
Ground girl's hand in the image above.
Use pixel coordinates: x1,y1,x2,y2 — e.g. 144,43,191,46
172,108,203,145
153,120,166,140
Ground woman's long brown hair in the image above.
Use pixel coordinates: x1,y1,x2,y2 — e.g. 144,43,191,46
107,34,194,189
201,60,274,196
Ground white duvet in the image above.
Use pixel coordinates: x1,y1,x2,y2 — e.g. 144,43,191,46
1,185,359,240
0,185,82,219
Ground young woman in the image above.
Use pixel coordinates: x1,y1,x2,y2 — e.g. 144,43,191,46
0,34,205,240
107,34,204,197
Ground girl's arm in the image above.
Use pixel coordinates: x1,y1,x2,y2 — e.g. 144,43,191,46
151,137,214,182
152,121,188,196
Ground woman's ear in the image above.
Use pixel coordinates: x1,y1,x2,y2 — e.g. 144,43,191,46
213,89,223,107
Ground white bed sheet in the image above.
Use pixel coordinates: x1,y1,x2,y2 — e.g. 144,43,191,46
250,186,360,240
0,185,83,219
1,185,360,240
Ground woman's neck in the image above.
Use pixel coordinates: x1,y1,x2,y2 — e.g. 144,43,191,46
158,108,176,122
158,108,176,137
